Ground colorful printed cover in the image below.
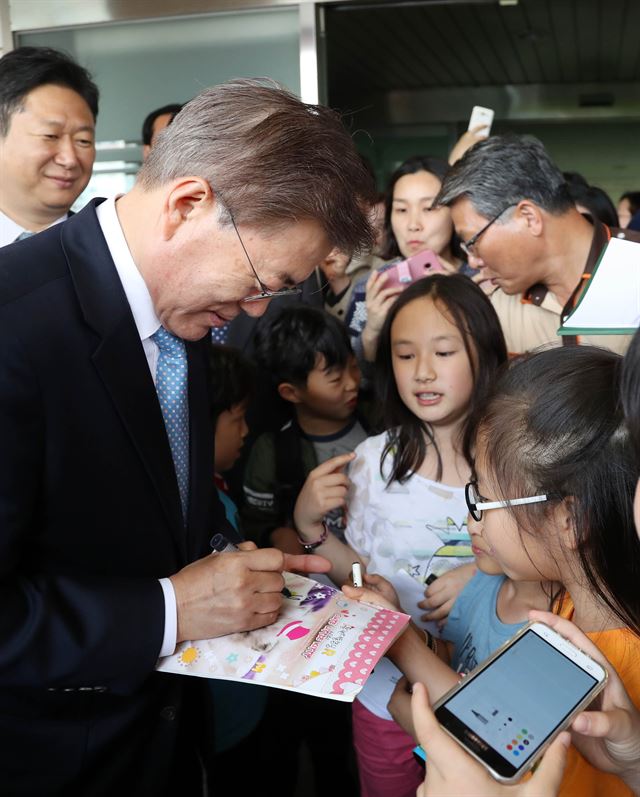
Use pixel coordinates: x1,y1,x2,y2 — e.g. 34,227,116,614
157,572,410,701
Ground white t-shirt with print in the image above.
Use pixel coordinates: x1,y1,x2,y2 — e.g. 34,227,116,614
345,431,471,720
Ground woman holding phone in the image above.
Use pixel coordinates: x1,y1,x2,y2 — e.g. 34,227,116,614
345,155,472,368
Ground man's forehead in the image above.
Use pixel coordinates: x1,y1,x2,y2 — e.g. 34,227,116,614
21,83,94,118
450,196,488,232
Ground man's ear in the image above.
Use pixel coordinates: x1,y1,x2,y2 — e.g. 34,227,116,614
278,382,303,405
515,200,544,237
160,177,213,240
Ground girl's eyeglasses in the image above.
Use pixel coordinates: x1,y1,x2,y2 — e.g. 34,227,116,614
465,480,551,522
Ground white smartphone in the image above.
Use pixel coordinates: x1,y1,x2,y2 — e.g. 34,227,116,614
431,621,607,783
468,105,494,134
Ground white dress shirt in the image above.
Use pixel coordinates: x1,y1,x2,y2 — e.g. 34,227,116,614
0,209,67,248
96,197,177,658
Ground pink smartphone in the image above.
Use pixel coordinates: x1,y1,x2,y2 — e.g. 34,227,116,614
382,250,446,289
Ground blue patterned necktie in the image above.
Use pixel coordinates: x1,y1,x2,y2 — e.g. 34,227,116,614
14,231,34,242
210,322,230,345
152,327,189,522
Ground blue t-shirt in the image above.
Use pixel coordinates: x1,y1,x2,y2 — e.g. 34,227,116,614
443,571,524,675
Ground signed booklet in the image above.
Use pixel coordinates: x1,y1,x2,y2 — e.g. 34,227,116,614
157,572,410,701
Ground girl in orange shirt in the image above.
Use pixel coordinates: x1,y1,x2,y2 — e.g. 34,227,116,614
350,343,640,796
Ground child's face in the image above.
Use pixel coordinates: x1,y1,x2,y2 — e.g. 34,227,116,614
467,512,504,576
292,354,360,423
214,401,249,473
391,296,474,431
472,438,560,583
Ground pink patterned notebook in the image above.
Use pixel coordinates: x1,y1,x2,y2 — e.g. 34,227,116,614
157,572,410,701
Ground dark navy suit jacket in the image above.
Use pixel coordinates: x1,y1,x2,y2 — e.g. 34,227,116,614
0,199,234,795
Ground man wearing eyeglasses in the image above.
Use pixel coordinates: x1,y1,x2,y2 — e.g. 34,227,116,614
0,79,374,795
435,134,639,356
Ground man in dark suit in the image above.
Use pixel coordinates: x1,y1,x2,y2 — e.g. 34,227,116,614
0,78,374,795
0,46,99,245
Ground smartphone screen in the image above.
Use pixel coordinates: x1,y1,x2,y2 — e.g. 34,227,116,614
435,627,601,780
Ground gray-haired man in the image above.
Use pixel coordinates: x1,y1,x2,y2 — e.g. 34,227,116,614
435,134,639,354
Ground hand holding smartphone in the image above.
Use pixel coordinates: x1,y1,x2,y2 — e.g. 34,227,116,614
431,621,607,783
468,105,494,135
382,250,446,290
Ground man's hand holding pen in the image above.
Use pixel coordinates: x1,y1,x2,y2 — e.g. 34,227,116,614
169,540,330,643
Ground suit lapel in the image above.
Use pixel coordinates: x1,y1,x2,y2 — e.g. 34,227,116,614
185,341,215,559
60,201,186,560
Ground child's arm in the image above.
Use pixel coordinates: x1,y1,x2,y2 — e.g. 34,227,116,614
419,563,476,627
342,582,459,692
293,452,365,586
384,626,460,740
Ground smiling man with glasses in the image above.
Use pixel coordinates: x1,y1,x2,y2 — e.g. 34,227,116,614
435,134,639,356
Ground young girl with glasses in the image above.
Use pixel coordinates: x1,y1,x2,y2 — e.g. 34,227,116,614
348,344,640,797
294,274,507,797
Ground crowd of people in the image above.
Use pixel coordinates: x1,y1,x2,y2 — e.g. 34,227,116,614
0,44,639,797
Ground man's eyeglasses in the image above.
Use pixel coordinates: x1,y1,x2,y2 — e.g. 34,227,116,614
226,211,302,303
460,204,517,256
465,480,551,522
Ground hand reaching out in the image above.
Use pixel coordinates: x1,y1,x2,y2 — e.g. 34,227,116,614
471,269,498,296
448,124,490,166
419,563,476,626
411,681,570,796
342,572,400,611
293,452,355,541
530,610,640,793
361,269,403,361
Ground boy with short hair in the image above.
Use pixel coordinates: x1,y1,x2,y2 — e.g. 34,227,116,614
240,308,362,796
242,305,367,553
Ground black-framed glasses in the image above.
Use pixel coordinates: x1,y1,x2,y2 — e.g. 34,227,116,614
464,480,551,522
460,204,517,256
226,211,303,303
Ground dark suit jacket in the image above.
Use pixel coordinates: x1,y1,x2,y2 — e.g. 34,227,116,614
0,200,234,795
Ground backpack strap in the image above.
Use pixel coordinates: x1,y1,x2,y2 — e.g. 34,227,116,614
274,420,307,527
